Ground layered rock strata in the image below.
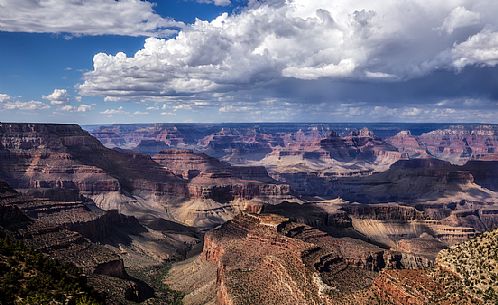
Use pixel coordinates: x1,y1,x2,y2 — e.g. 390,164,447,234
152,149,291,204
0,123,188,203
0,179,201,303
167,214,446,305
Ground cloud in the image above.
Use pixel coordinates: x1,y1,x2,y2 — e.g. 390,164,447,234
452,29,498,69
440,6,480,34
161,112,176,116
43,89,94,113
0,94,10,102
282,59,357,80
0,93,50,110
80,1,498,98
0,0,183,37
100,106,128,115
43,89,69,105
61,104,93,112
196,0,231,6
3,101,49,111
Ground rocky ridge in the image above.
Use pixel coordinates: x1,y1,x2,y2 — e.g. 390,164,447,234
152,149,291,204
0,179,200,304
166,213,482,305
0,123,293,230
388,125,498,165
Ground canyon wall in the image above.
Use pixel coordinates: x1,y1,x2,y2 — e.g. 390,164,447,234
167,213,479,305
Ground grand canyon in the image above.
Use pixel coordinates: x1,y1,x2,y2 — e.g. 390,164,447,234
1,122,497,304
2,0,498,304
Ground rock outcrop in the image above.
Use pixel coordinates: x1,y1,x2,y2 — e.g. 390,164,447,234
171,214,429,304
0,179,201,303
321,128,400,164
88,123,211,150
331,159,497,203
386,130,430,159
387,125,498,165
0,123,188,203
167,213,481,305
153,149,291,204
340,203,482,250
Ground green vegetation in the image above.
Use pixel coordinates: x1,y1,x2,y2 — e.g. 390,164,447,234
0,232,103,305
437,229,498,304
127,263,184,305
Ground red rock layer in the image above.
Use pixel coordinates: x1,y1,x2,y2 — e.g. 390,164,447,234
193,213,482,305
0,123,188,201
153,149,291,203
388,125,498,165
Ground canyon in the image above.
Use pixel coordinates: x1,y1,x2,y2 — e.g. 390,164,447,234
1,122,497,304
166,213,489,305
0,179,197,303
0,123,290,230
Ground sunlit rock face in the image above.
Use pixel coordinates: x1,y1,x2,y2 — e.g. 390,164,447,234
152,149,291,204
0,123,188,201
167,213,481,305
387,125,498,165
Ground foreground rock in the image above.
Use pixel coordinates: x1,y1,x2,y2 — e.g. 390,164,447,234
0,180,200,304
165,213,485,305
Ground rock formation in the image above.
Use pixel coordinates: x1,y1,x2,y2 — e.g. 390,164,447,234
0,123,188,202
166,213,484,305
387,125,498,165
0,178,200,303
331,159,498,204
386,130,430,159
152,149,289,204
0,123,295,229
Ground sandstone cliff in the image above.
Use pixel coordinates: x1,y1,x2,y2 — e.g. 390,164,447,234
0,123,188,202
167,213,446,305
152,149,291,204
0,179,200,303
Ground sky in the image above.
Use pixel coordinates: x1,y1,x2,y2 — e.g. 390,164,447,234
1,0,498,124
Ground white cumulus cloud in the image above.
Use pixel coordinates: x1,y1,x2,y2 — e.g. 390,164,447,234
79,0,498,102
452,29,498,69
43,89,69,105
0,93,50,110
0,0,183,37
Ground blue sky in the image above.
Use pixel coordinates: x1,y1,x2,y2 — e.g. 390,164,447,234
0,0,237,123
1,0,498,124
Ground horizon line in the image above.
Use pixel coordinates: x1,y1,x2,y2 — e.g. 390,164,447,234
2,121,497,126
